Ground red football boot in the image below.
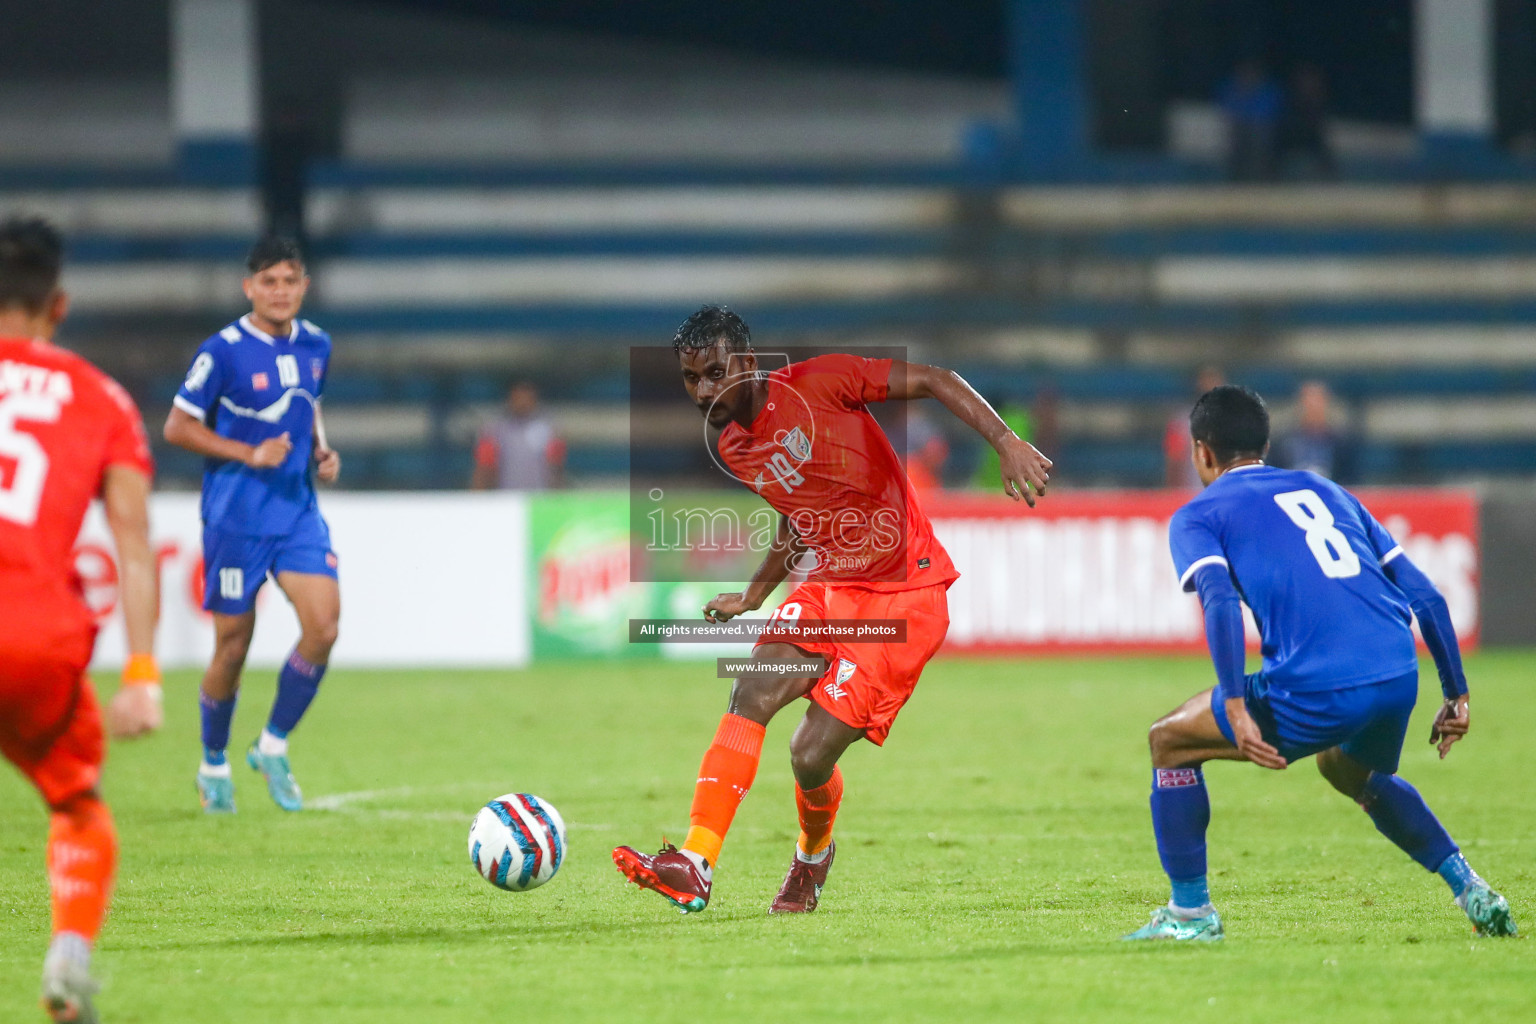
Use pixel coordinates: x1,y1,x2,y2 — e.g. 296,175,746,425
769,841,835,914
612,841,711,913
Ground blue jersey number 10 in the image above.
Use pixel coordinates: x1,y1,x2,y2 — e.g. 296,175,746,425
1273,489,1362,579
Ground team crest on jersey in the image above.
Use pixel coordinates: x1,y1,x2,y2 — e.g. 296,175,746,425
311,359,324,382
251,372,270,390
184,352,214,392
824,658,857,701
782,426,812,462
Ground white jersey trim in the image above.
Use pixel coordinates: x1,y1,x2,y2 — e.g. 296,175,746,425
239,314,298,345
1380,544,1405,565
1179,555,1230,592
173,394,206,418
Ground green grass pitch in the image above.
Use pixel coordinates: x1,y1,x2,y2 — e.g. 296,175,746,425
2,652,1530,1022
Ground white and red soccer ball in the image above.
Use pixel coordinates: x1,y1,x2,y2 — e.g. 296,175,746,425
468,793,567,892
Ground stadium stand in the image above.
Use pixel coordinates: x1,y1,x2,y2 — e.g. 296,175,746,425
4,7,1535,492
6,173,1536,490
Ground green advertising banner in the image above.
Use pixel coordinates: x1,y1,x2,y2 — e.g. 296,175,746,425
529,491,786,661
529,492,654,660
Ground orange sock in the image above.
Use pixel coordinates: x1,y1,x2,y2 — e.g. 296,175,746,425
47,797,117,942
796,766,844,857
682,713,765,868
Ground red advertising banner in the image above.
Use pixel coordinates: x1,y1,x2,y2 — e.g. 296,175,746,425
925,489,1479,654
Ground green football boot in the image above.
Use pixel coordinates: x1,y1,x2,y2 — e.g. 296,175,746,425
1122,906,1225,942
246,743,303,811
1461,883,1518,937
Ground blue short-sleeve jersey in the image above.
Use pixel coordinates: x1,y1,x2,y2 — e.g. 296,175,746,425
1168,464,1417,691
174,315,332,537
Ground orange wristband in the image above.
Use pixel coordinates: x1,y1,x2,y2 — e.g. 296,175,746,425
122,653,161,686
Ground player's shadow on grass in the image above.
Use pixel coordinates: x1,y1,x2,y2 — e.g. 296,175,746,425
118,917,696,952
794,938,1142,968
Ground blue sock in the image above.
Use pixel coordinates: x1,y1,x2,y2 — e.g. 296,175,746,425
1359,772,1458,874
199,691,237,765
1435,852,1480,898
1151,767,1211,911
267,649,326,739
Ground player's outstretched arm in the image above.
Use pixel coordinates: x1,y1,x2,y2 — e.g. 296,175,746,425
704,514,806,623
1383,554,1471,758
886,361,1051,505
101,464,163,739
164,406,291,467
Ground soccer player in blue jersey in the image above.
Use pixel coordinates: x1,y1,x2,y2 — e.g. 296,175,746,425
1125,385,1515,941
164,237,341,814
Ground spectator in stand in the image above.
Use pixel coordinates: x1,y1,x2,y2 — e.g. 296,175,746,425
902,407,950,495
1165,366,1226,488
1274,379,1356,483
472,381,565,490
1277,63,1336,179
1221,59,1283,181
1029,388,1061,476
972,398,1032,491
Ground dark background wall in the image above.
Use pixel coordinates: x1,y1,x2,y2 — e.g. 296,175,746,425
363,0,1007,77
0,0,166,78
1159,0,1416,124
8,0,1536,143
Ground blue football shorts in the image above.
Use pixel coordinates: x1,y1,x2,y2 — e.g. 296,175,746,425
201,511,338,615
1211,670,1419,774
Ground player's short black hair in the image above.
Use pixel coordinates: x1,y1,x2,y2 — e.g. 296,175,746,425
673,304,751,356
0,216,63,313
1190,384,1270,464
246,235,305,275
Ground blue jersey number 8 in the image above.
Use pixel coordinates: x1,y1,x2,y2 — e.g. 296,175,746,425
1273,489,1362,579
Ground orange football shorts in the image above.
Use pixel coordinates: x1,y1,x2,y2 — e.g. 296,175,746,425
756,581,950,746
0,640,104,810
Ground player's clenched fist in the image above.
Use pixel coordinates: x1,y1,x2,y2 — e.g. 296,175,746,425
107,684,164,739
247,431,292,468
106,655,163,738
315,447,341,483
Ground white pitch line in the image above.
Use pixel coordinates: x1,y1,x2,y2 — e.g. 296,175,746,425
308,783,614,830
308,782,505,812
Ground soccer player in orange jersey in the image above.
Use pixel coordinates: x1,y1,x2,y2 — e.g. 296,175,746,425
614,306,1052,914
0,217,163,1021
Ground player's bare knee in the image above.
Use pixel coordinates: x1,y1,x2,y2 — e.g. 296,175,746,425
212,631,252,666
1317,748,1370,800
788,732,837,788
1147,716,1180,768
48,789,104,821
305,618,339,655
727,675,790,724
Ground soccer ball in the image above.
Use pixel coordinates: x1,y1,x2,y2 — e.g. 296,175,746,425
468,793,567,892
